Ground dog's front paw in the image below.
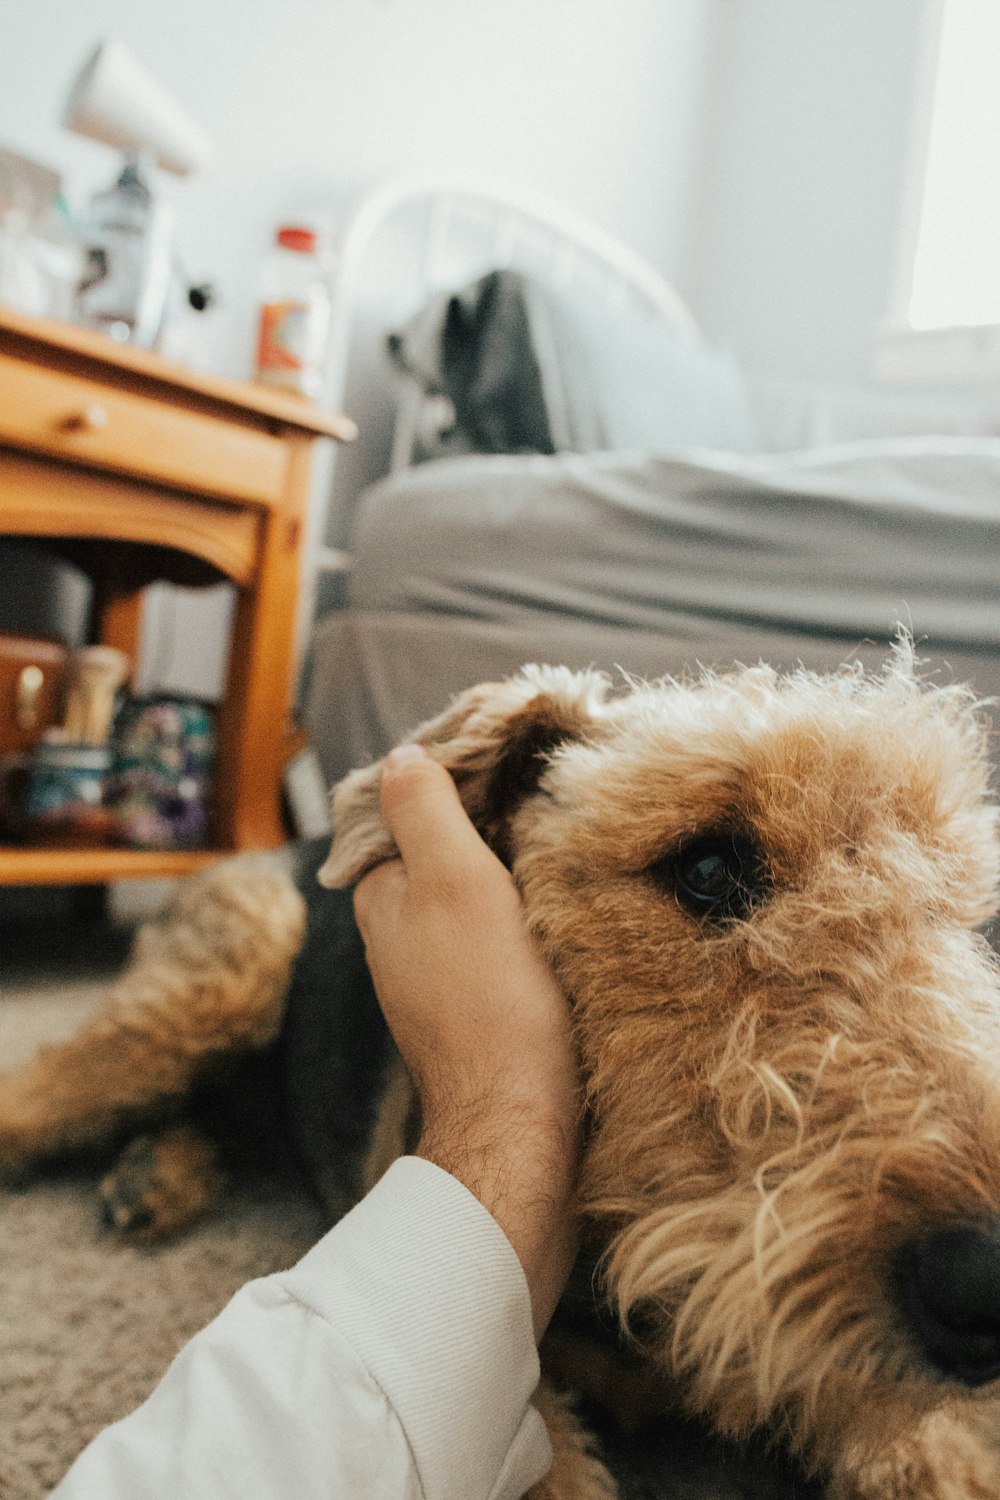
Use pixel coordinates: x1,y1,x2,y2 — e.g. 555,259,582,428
100,1125,223,1242
833,1408,1000,1500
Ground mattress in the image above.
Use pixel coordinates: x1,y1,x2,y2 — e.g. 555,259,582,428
305,440,1000,785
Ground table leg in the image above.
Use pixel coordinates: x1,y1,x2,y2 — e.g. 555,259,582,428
212,442,310,852
89,578,144,688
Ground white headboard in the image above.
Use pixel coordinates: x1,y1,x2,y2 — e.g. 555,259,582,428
302,174,699,631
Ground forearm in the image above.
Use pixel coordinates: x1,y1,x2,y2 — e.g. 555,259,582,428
418,1093,580,1340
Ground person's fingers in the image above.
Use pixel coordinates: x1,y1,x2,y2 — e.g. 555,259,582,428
379,744,496,881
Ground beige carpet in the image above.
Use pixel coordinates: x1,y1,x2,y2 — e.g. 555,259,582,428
0,907,325,1499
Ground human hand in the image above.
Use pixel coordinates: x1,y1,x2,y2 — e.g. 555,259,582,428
353,743,582,1338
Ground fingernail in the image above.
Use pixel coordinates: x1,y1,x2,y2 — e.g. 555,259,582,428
385,743,428,770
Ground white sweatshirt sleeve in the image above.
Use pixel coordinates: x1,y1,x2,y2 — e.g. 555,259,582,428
50,1157,553,1500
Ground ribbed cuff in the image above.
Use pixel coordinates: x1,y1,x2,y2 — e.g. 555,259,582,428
282,1156,552,1500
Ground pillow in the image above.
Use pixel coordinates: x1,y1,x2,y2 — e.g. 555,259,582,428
530,282,758,454
387,269,757,462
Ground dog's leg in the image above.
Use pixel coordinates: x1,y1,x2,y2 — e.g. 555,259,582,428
832,1407,1000,1500
0,854,305,1178
99,1122,224,1241
526,1380,619,1500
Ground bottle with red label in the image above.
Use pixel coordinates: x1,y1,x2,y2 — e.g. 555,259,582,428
255,224,332,399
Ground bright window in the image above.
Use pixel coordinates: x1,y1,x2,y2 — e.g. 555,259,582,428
908,0,1000,330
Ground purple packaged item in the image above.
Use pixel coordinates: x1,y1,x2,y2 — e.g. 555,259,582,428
106,697,215,850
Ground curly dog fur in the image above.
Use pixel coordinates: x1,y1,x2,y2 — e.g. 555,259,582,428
3,644,1000,1498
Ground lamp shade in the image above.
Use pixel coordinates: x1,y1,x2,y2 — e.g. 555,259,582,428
63,40,212,177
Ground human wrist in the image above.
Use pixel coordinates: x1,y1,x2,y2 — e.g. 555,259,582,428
416,1092,580,1339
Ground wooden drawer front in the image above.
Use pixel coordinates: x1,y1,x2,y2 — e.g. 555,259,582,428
0,355,288,506
0,452,262,587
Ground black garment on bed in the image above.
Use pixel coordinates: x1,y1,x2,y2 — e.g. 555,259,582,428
387,268,556,458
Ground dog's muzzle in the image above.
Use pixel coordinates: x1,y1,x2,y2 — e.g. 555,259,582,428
898,1223,1000,1386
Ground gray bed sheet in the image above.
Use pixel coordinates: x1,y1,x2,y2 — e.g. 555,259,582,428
305,441,1000,785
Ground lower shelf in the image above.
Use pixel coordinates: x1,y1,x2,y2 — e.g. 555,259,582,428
0,846,222,885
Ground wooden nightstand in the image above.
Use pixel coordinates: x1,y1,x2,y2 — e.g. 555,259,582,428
0,307,355,886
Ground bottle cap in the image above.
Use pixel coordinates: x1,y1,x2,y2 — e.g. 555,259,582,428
276,225,317,253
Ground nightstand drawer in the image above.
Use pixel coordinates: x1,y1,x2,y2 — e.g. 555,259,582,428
0,355,288,506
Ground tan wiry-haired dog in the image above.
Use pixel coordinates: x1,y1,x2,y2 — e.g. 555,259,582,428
3,644,1000,1498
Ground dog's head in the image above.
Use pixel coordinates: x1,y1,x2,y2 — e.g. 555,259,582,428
322,648,1000,1469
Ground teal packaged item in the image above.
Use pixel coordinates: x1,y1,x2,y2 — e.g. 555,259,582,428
25,741,112,840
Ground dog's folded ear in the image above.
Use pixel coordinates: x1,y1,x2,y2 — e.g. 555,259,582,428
317,664,611,888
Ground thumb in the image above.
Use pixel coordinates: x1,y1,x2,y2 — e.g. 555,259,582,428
379,745,490,879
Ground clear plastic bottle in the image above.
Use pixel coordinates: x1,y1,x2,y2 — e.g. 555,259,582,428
75,154,174,348
254,225,332,399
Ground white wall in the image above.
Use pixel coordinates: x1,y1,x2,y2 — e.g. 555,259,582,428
0,0,716,383
1,0,941,387
1,0,937,396
0,0,719,690
0,1,939,691
685,0,930,382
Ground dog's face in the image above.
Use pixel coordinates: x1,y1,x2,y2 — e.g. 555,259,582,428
321,649,1000,1468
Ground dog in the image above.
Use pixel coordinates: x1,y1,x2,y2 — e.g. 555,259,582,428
2,644,1000,1499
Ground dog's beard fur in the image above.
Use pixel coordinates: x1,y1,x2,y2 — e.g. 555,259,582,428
554,890,1000,1470
587,977,1000,1469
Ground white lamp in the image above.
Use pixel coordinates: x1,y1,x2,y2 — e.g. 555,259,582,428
64,40,212,178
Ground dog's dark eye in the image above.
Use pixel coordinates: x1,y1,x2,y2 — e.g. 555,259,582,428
654,834,766,923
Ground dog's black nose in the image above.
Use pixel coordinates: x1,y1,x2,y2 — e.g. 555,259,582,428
899,1224,1000,1385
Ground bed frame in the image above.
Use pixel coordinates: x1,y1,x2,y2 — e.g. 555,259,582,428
301,174,700,639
